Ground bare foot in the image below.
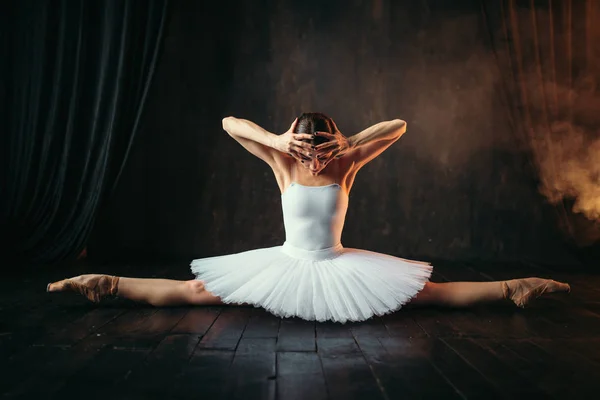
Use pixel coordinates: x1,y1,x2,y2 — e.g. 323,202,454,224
47,274,119,303
503,277,570,308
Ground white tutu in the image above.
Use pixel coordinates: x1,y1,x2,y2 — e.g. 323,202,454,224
190,241,432,323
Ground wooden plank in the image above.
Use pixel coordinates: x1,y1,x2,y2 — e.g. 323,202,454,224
126,307,189,336
479,339,558,398
0,346,69,395
523,305,600,338
145,333,201,364
502,339,600,398
411,308,462,338
380,309,427,338
91,307,163,349
580,302,600,317
506,307,577,339
349,316,389,338
317,337,385,400
227,338,277,400
39,307,125,347
557,338,600,364
359,336,461,399
470,307,537,339
532,338,600,369
0,331,47,362
51,346,152,399
118,334,201,399
349,336,406,399
0,292,58,324
242,308,281,338
315,320,353,338
443,338,549,397
1,296,92,333
171,350,235,399
438,308,496,338
1,340,105,397
171,306,221,334
197,307,250,350
277,352,328,400
1,301,103,360
534,305,600,338
95,307,159,336
422,337,499,398
277,318,316,352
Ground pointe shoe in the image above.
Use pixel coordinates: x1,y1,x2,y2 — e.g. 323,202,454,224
502,277,571,308
47,274,120,303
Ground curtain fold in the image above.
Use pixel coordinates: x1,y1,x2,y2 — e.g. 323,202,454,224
0,0,169,264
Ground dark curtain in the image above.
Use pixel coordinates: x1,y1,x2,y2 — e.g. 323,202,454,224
0,0,169,264
483,0,600,249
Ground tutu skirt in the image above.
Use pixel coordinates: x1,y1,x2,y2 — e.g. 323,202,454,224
190,242,432,323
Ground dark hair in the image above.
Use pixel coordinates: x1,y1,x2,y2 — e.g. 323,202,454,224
293,112,335,146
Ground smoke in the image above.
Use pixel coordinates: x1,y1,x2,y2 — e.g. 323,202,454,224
535,120,600,220
522,69,600,224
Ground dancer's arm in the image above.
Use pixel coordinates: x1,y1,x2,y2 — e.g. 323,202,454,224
222,117,313,167
315,119,406,168
346,119,406,166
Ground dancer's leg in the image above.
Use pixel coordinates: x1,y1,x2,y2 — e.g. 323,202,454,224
410,278,570,308
47,275,224,306
116,277,224,306
410,281,504,307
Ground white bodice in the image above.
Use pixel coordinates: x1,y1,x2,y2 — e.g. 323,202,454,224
281,182,349,251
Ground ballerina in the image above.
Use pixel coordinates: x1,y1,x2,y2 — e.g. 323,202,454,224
48,113,570,323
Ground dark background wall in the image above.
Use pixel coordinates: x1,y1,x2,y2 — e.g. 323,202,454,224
89,0,600,266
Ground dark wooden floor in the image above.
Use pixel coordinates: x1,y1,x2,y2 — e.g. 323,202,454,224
2,260,600,399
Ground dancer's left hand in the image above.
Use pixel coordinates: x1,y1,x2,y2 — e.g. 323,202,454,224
314,122,352,161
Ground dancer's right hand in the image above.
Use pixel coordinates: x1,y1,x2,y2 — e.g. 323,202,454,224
273,118,314,162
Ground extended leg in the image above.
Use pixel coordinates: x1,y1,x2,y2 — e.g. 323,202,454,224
410,278,570,308
47,274,224,306
116,277,224,306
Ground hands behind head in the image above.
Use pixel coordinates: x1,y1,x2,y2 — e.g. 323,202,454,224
274,118,350,166
273,118,314,162
313,128,351,163
313,120,351,164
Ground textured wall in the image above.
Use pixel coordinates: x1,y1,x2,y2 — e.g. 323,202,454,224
90,0,587,266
